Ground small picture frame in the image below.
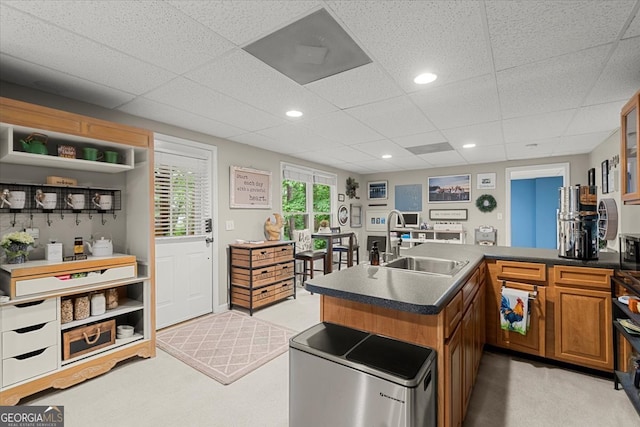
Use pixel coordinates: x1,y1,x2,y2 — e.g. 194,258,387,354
368,181,388,200
350,204,362,228
601,160,609,194
338,193,345,202
476,173,496,190
338,205,349,226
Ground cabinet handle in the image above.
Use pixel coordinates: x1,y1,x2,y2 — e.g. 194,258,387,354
83,327,102,344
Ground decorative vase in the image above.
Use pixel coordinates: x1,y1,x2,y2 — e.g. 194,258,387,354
5,243,29,264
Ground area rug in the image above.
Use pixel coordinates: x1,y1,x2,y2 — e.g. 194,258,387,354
156,310,295,385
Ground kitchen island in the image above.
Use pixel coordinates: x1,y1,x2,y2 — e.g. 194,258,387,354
305,243,619,427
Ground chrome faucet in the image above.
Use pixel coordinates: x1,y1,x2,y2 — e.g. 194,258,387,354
386,209,406,262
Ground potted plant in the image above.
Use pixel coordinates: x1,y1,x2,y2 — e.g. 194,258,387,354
1,231,35,264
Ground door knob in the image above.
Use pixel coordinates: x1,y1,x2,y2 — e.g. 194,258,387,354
205,237,214,244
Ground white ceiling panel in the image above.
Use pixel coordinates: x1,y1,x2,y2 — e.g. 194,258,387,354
0,54,135,109
340,162,376,174
497,45,610,119
306,63,404,109
391,131,448,148
486,0,634,71
565,101,627,135
386,155,431,170
350,140,411,159
167,0,322,45
119,98,245,138
502,109,577,143
312,144,377,163
553,132,614,155
186,49,337,119
346,96,435,138
418,150,467,167
4,0,234,75
624,8,640,39
460,144,507,164
349,158,405,172
300,110,383,144
441,121,504,149
256,123,342,151
505,140,555,160
585,37,640,105
326,1,491,92
411,74,501,130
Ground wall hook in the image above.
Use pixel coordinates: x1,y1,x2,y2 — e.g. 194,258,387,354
46,213,52,227
60,212,64,220
101,213,107,226
112,212,117,221
10,212,17,227
75,213,81,226
88,212,93,220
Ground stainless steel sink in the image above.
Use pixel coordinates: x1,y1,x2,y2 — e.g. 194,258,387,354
383,256,469,277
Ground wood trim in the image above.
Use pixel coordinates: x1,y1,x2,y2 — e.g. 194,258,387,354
7,256,137,279
496,260,546,282
553,265,613,290
146,139,156,357
621,89,640,203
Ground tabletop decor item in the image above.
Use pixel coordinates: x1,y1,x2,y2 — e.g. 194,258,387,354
475,194,497,212
264,213,284,240
317,219,331,234
1,231,35,264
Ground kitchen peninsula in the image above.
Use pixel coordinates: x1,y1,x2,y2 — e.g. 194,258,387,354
306,243,619,427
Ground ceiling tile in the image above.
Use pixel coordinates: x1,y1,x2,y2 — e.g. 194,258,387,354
144,78,285,131
502,109,576,143
497,45,610,118
119,98,245,138
553,131,614,155
623,10,640,39
346,96,435,138
0,54,135,109
167,0,322,45
350,140,411,159
326,1,491,92
411,74,501,130
417,150,467,166
565,101,627,135
460,144,507,164
256,123,342,151
505,140,555,160
391,131,448,148
185,49,337,119
386,155,431,170
300,110,383,144
349,158,403,172
306,63,403,109
486,0,634,70
4,0,234,74
441,121,504,149
340,162,377,174
585,37,640,105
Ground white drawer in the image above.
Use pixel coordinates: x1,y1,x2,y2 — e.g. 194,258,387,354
2,345,58,387
1,299,57,331
3,321,58,359
15,265,136,297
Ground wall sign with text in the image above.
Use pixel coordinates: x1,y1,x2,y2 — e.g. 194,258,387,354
230,166,272,209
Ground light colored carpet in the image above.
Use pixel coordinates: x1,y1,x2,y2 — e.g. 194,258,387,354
156,310,294,385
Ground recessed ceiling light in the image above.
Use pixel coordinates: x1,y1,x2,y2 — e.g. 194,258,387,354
414,72,437,85
462,143,476,149
286,110,303,118
382,154,392,159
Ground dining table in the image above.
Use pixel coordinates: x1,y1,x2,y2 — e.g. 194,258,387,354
311,231,356,274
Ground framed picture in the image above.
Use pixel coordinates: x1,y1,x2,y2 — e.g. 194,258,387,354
429,209,468,220
350,204,362,228
338,193,345,202
601,160,609,194
338,205,349,226
365,210,387,231
476,173,496,190
230,166,272,208
428,174,471,203
368,181,388,200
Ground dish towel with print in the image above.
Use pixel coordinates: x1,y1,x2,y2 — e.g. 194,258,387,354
500,287,530,336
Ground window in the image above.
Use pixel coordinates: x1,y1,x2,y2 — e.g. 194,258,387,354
154,151,210,237
282,163,336,247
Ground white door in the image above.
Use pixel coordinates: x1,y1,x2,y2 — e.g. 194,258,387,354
154,136,217,329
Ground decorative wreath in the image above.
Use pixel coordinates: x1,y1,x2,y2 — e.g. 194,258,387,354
476,194,497,212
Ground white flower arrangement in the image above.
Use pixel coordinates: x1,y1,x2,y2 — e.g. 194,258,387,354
1,231,35,263
1,231,35,248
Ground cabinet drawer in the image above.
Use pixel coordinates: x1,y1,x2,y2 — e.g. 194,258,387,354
496,261,546,282
553,266,613,290
231,286,275,309
2,345,58,387
231,266,275,287
1,299,57,331
273,245,294,262
231,247,274,268
273,279,295,300
274,262,294,280
445,292,463,339
15,265,136,297
2,321,58,359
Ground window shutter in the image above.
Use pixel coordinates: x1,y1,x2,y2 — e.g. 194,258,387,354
154,151,210,238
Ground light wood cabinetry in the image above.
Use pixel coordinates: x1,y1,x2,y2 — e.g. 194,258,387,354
549,266,613,371
621,89,640,204
0,98,155,405
445,323,463,427
229,241,295,315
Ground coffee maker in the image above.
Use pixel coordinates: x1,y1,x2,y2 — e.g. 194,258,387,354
558,185,598,260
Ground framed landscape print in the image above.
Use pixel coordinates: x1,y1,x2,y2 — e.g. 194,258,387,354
368,181,388,200
428,174,471,203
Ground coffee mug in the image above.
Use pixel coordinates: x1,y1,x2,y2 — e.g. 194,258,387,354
66,193,85,210
83,147,103,161
36,192,57,209
7,190,26,209
93,194,112,210
104,151,118,164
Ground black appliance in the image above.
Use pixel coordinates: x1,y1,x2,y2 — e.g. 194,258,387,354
621,234,640,270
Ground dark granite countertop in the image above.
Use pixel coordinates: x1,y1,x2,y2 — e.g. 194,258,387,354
305,243,620,315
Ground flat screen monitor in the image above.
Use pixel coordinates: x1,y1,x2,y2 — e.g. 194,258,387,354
397,212,420,228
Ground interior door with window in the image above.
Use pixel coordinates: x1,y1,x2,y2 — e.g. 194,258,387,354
154,137,217,329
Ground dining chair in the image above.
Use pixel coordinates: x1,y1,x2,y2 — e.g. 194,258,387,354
330,227,360,270
292,228,326,286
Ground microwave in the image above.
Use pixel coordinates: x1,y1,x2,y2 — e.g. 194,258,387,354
621,234,640,270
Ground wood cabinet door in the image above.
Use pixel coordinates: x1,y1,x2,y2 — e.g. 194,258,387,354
445,323,463,427
474,283,486,372
553,286,612,370
497,281,546,357
462,304,475,417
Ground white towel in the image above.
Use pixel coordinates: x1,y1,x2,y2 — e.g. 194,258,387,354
500,288,530,336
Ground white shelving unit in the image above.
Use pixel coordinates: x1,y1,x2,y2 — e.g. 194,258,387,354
399,229,466,249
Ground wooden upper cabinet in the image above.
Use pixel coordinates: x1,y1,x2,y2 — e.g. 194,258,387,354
621,89,640,204
496,260,547,283
0,97,151,148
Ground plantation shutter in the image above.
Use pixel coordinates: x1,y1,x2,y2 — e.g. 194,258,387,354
154,151,210,238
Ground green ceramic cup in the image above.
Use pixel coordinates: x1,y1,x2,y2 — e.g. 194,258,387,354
104,150,118,164
83,147,102,161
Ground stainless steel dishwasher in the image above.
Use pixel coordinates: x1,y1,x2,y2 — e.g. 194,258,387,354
289,322,436,427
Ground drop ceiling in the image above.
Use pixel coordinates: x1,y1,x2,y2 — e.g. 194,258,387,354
0,1,639,174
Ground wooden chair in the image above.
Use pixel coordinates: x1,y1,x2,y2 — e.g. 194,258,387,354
292,229,326,286
330,227,360,270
